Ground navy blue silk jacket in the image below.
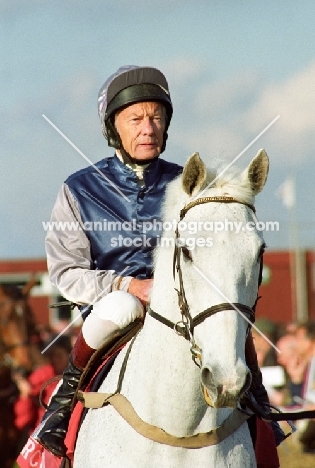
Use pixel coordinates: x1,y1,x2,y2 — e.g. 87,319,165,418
65,155,182,280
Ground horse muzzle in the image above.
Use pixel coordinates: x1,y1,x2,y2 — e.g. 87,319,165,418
201,363,252,408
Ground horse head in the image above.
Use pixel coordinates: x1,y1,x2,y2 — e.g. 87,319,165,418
152,149,269,409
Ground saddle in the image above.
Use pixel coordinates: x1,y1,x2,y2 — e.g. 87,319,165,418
74,318,143,407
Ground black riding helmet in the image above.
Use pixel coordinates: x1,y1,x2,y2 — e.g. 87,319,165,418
98,65,173,162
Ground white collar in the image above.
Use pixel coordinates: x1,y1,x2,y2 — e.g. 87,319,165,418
116,151,150,181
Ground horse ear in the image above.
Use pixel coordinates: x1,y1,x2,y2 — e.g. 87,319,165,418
182,152,207,196
243,149,269,195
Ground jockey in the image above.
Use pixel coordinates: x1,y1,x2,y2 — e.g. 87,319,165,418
33,65,182,457
32,65,285,458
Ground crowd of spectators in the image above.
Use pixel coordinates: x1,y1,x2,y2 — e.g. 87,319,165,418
252,318,315,453
10,315,315,455
12,330,73,451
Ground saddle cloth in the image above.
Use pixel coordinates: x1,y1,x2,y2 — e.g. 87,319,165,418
16,345,124,468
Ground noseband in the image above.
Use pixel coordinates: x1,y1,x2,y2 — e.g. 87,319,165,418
148,196,257,363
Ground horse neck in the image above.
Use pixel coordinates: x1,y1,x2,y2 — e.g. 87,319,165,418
138,249,203,405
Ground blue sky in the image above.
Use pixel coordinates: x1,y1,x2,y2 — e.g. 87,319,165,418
1,0,315,258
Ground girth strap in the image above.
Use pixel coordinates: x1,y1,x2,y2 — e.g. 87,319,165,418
77,391,250,448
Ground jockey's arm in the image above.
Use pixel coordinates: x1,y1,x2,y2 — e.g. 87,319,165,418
45,183,134,306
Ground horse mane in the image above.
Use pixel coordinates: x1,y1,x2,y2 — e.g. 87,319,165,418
207,164,254,204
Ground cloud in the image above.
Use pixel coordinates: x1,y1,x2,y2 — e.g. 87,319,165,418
2,54,314,257
163,57,206,85
0,0,41,15
169,60,315,167
244,61,315,163
194,70,263,120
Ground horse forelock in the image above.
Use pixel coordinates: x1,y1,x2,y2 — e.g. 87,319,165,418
162,164,254,221
208,165,254,205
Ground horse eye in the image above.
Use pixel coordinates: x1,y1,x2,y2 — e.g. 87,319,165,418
181,246,192,261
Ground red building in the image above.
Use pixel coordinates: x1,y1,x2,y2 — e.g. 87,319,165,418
254,250,315,324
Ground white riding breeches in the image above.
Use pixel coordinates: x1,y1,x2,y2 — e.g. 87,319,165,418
82,291,144,349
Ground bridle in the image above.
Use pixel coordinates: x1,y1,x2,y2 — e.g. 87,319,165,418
148,196,258,365
79,195,302,439
78,197,263,444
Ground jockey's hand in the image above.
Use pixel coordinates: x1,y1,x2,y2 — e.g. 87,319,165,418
128,278,153,307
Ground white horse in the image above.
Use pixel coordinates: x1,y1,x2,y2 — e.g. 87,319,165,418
74,149,269,468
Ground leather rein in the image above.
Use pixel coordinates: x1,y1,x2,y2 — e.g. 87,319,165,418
148,196,257,363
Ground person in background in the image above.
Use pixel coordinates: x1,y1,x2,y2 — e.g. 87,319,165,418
275,333,300,405
279,321,315,405
252,318,289,407
252,318,279,368
295,321,315,370
14,335,72,445
275,322,315,453
294,321,315,453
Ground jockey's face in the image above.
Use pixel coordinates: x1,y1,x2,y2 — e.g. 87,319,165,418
114,101,166,161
